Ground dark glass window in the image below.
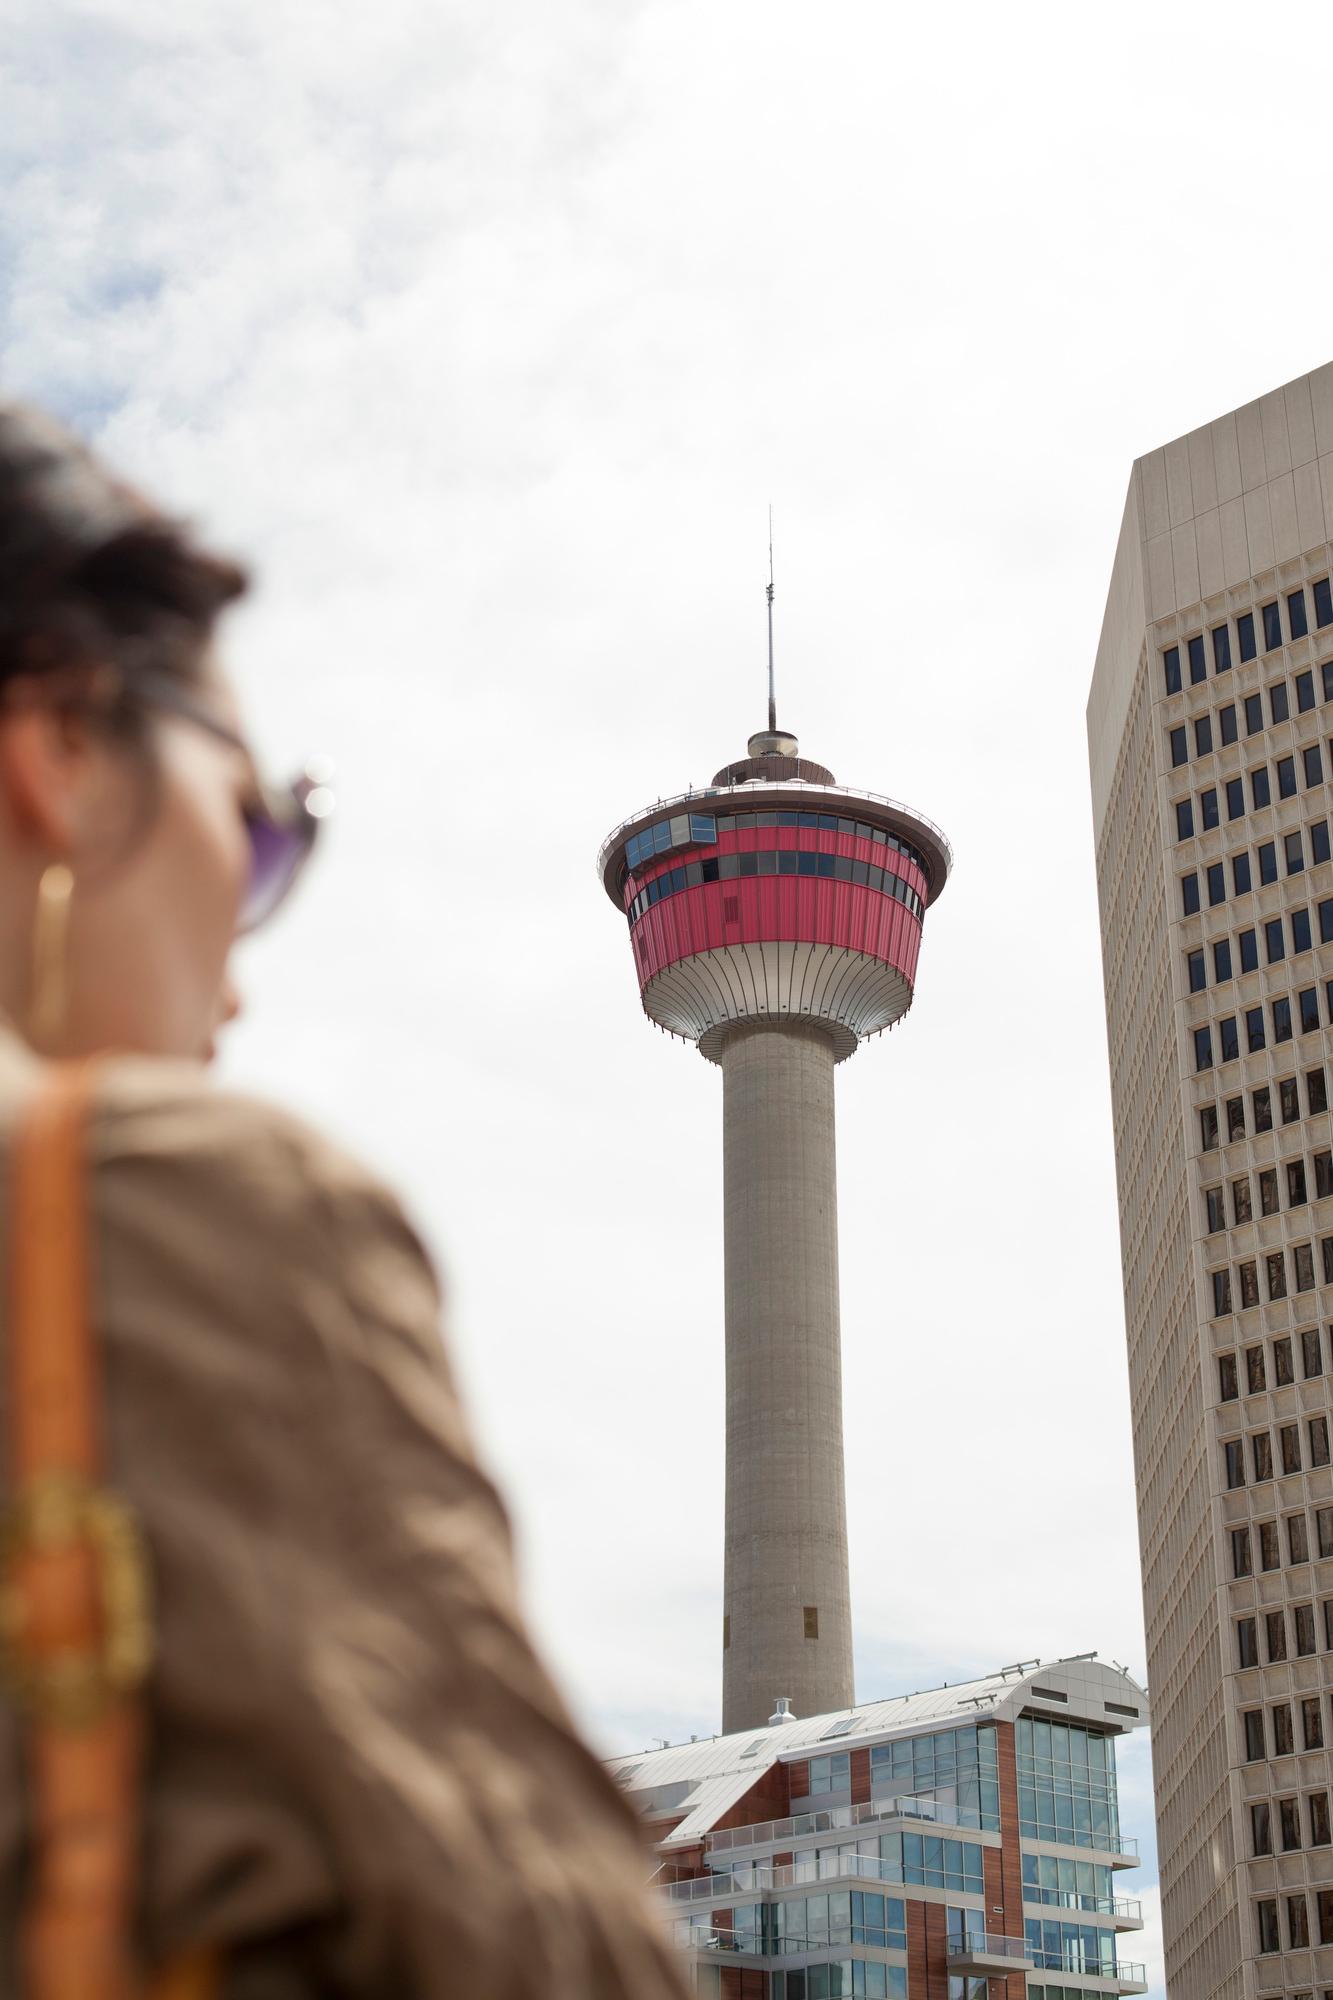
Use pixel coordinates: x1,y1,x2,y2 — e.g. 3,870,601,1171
1238,927,1258,971
1214,939,1232,981
1220,1352,1240,1401
1196,715,1213,755
1252,1088,1271,1134
1195,1026,1213,1071
1278,755,1297,798
1266,918,1286,963
1237,609,1257,660
1290,1892,1312,1947
1206,1186,1225,1232
1163,646,1182,694
1271,681,1291,724
1260,1169,1279,1217
1296,1244,1315,1292
1212,624,1233,672
1207,862,1226,905
1316,577,1333,628
1248,1346,1267,1393
1233,1178,1252,1223
1313,1414,1332,1465
1187,634,1206,683
1200,787,1219,829
1307,744,1325,787
1225,1439,1246,1487
1290,589,1309,640
1286,829,1305,873
1281,1797,1303,1849
1310,1069,1330,1113
1318,1153,1333,1199
1281,1427,1301,1472
1221,1015,1241,1061
1293,907,1312,951
1187,949,1206,992
1231,1526,1251,1577
1257,1898,1279,1953
1244,691,1263,733
1263,600,1283,650
1239,1260,1260,1306
1301,986,1320,1033
1224,777,1244,820
1317,1797,1333,1853
1266,1605,1286,1657
1290,1162,1308,1207
1238,1616,1258,1667
1313,820,1331,865
1282,1077,1300,1122
1247,1008,1266,1053
1213,1269,1232,1316
1326,660,1333,703
1296,1602,1317,1654
1274,996,1293,1043
1243,1708,1265,1759
1252,767,1272,808
1298,669,1317,711
1303,1327,1324,1376
1201,1104,1220,1148
1233,851,1253,894
1320,899,1333,944
1221,701,1239,744
1182,872,1200,915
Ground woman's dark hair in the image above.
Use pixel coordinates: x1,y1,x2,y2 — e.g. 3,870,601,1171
0,404,247,715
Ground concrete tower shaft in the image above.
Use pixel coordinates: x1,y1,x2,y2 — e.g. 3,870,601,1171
720,1021,852,1732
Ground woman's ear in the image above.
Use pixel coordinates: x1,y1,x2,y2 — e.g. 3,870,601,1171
0,696,89,853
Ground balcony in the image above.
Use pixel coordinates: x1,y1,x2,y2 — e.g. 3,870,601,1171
706,1791,971,1856
664,1847,968,1907
1022,1892,1143,1927
946,1933,1034,1975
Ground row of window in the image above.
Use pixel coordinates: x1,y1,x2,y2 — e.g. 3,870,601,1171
1020,1854,1117,1914
625,849,926,927
1234,1598,1333,1666
1194,987,1331,1073
1223,1416,1331,1485
1023,1920,1118,1979
1255,1887,1333,1955
1171,660,1333,762
868,1724,999,1832
1200,1070,1327,1148
1244,1699,1333,1763
1164,582,1333,695
1188,897,1333,988
1230,1508,1333,1577
770,1891,907,1953
1219,1326,1332,1399
624,810,929,878
1210,1243,1333,1315
1206,1152,1333,1231
1180,817,1333,914
769,1965,905,2000
1173,741,1327,815
878,1833,983,1895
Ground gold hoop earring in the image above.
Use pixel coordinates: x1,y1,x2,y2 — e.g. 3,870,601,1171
28,863,75,1049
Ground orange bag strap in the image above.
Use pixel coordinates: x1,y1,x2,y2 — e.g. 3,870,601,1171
4,1064,220,2000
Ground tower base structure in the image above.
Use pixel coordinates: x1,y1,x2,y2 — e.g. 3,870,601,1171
720,1021,852,1734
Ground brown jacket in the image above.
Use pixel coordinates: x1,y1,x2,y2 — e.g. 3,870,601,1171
0,1034,683,1998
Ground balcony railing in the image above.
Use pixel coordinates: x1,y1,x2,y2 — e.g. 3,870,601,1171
1023,1891,1143,1922
707,1792,967,1855
1025,1955,1148,1990
947,1933,1033,1965
664,1849,935,1906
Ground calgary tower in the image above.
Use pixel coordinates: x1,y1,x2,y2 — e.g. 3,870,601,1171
597,569,950,1732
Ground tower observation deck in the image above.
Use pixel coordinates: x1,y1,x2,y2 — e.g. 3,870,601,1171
598,724,951,1734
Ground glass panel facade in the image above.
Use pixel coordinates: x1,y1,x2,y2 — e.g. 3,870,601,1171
1024,1919,1118,1976
869,1724,999,1830
877,1832,985,1893
1021,1852,1117,1912
771,1966,905,2000
1016,1719,1120,1850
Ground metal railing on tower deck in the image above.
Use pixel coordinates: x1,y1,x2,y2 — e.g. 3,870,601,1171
705,1792,966,1855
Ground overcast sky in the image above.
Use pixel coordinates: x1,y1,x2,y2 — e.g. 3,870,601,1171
10,2,1333,1989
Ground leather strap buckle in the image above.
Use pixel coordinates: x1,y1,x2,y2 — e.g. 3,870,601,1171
0,1468,153,1728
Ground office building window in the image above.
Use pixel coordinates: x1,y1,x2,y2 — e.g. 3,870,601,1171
1257,1898,1279,1953
1232,1526,1252,1577
1266,918,1286,963
1296,1242,1317,1291
1290,589,1310,640
1259,1169,1279,1214
1311,1415,1331,1467
1317,1153,1333,1198
1298,668,1317,711
1244,1709,1265,1760
1304,1696,1323,1747
1282,1797,1303,1849
1239,928,1259,972
1260,1520,1280,1570
1163,646,1182,695
1183,872,1201,915
1273,1694,1293,1744
1314,820,1332,865
1213,624,1233,672
1201,1104,1220,1148
1247,1345,1267,1393
1188,634,1207,683
1320,1507,1333,1557
1294,907,1313,950
1254,1432,1274,1481
1308,744,1326,788
1267,1610,1287,1661
1233,1178,1253,1224
1316,578,1333,627
1176,800,1194,840
1215,940,1232,981
1259,840,1279,883
1239,1261,1260,1307
1221,701,1239,743
1282,1077,1301,1122
1301,988,1321,1033
1252,1803,1273,1856
1224,1440,1245,1488
1221,1015,1240,1060
1238,1617,1259,1666
1197,715,1214,754
1296,1603,1318,1656
1269,1251,1288,1300
1245,690,1263,731
1212,1270,1232,1317
1313,1793,1333,1847
1233,851,1253,893
1288,829,1306,873
1289,1894,1311,1948
1223,777,1243,820
1304,1328,1324,1377
1274,996,1293,1044
1170,725,1189,767
1195,1027,1213,1071
1206,1187,1225,1232
1252,767,1272,809
1279,755,1298,798
1201,786,1219,828
1187,949,1206,991
1207,862,1225,904
1275,1335,1295,1383
1290,1512,1310,1564
1239,611,1258,661
1281,1423,1302,1472
1263,601,1283,651
1237,1093,1256,1137
1308,1069,1329,1113
1246,1008,1265,1053
1273,682,1292,725
1320,1887,1333,1943
1220,1352,1239,1400
1290,1162,1308,1206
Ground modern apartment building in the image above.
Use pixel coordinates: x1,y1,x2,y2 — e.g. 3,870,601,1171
612,1655,1149,2000
1089,361,1333,2000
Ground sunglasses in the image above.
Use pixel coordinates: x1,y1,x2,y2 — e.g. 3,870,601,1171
131,670,333,934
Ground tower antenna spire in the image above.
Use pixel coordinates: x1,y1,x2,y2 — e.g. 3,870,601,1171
766,506,777,733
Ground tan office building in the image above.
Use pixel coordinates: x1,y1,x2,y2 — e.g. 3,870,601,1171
1090,362,1333,2000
